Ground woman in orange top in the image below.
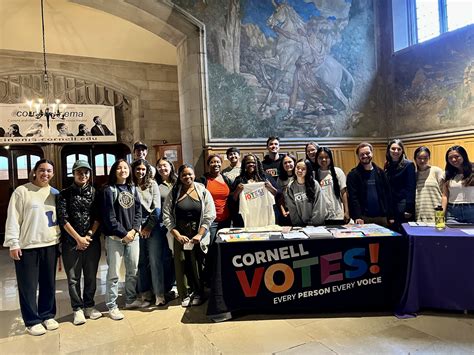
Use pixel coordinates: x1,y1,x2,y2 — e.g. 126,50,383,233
199,154,232,242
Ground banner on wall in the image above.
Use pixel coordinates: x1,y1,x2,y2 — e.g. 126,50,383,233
207,236,408,316
0,104,116,144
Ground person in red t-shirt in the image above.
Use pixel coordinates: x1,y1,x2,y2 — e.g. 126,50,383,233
199,154,232,242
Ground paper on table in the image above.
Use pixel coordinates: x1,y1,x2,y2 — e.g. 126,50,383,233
283,231,308,239
408,221,436,227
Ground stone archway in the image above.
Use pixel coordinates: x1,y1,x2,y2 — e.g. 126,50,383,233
71,0,209,171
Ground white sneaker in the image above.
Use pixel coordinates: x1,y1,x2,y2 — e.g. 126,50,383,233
167,286,179,300
73,309,86,325
109,308,124,320
26,323,46,336
43,319,59,331
125,299,150,309
84,307,102,320
181,296,191,308
191,294,203,306
155,295,166,306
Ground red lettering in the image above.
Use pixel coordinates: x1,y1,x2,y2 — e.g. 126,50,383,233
236,267,265,297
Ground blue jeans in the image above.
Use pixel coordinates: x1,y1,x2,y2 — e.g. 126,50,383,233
447,203,474,224
160,224,176,292
138,225,166,296
105,236,139,310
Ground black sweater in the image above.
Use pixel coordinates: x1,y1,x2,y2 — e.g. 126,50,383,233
347,163,394,220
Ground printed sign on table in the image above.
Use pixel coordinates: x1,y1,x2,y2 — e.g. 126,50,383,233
208,236,407,315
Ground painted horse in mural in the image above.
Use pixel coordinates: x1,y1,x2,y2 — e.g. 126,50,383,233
259,0,305,112
260,0,354,115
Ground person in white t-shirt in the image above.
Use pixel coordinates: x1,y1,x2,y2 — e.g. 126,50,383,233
232,154,278,226
442,145,474,223
4,159,61,336
314,147,350,223
285,159,326,226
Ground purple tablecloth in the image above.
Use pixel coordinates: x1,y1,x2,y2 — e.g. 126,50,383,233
397,223,474,316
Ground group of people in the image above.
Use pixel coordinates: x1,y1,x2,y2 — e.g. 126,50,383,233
4,137,474,336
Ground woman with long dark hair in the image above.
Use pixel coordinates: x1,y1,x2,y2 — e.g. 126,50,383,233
102,159,145,321
442,145,474,223
132,159,167,306
162,164,216,307
276,155,296,225
4,159,60,336
57,160,101,325
285,159,326,226
384,139,416,229
315,147,349,223
414,146,443,222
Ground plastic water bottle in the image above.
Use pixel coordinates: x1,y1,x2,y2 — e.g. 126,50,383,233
434,205,445,230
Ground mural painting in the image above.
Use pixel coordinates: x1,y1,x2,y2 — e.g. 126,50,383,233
391,26,474,136
174,0,381,139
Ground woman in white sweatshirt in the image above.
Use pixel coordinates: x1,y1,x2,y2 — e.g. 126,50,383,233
4,159,61,336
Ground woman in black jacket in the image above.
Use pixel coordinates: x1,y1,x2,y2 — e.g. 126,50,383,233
57,160,101,325
384,139,416,230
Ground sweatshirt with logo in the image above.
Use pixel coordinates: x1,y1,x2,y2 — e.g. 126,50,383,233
284,180,326,226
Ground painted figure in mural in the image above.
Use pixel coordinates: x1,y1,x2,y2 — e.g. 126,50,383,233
259,1,305,113
261,1,354,119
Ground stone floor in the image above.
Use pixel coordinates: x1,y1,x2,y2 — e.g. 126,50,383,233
0,248,473,354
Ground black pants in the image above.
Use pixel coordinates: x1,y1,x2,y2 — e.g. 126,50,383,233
62,240,101,311
14,245,58,327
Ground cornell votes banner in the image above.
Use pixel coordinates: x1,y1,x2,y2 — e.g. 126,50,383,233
0,104,116,144
207,236,408,317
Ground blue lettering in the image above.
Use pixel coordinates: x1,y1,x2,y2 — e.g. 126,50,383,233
45,211,58,227
344,248,368,279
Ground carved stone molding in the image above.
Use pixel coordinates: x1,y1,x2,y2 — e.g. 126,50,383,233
0,73,130,107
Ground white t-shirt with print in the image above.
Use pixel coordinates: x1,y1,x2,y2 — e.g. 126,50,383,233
239,182,275,227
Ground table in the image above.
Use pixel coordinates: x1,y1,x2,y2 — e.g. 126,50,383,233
207,234,407,319
397,224,474,316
